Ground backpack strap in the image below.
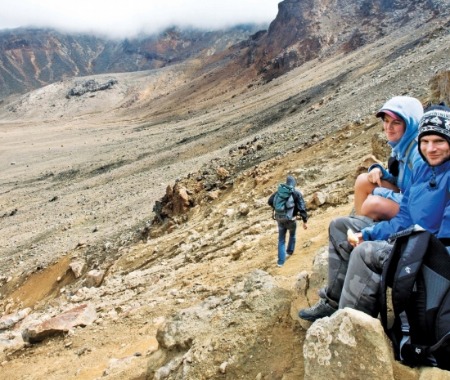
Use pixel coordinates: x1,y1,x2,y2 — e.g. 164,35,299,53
380,227,437,366
430,331,450,353
404,138,417,171
391,230,432,313
272,193,278,220
379,228,416,331
380,227,430,334
394,138,417,189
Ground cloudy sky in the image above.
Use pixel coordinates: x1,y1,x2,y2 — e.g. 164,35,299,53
0,0,280,38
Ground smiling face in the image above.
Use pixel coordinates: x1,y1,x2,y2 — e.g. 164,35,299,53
382,113,406,143
420,134,450,166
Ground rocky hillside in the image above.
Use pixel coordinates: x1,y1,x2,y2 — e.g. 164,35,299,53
2,0,449,101
243,0,450,81
1,0,450,379
0,24,265,99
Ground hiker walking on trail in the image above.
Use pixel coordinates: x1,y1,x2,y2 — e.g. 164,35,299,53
268,175,308,267
299,104,450,322
354,96,423,221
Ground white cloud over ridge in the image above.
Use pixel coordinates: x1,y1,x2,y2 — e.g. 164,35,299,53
0,0,280,38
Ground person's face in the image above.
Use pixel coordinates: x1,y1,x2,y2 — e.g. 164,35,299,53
420,134,450,166
383,114,405,143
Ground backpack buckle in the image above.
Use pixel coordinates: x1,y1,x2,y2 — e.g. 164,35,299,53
400,342,430,367
401,324,410,335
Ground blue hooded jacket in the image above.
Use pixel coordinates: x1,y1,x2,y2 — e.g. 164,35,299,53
362,159,450,241
268,175,308,222
369,96,423,203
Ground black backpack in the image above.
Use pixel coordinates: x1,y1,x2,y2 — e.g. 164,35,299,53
380,225,450,370
272,183,295,221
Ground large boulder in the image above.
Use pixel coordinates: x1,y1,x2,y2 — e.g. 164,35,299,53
304,308,394,379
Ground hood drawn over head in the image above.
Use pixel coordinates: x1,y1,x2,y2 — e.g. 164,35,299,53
376,96,424,157
286,175,296,187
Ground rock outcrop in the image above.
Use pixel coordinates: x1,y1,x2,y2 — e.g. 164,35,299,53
66,79,118,98
147,270,301,379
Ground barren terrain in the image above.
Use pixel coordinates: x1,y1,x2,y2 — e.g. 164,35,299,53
1,17,450,379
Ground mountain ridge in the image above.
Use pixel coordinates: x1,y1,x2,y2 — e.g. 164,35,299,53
0,24,266,99
2,0,449,101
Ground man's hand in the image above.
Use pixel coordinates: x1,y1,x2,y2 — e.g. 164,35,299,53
347,229,363,247
303,222,308,230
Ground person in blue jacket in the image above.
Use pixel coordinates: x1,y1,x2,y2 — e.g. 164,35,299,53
268,175,308,267
354,96,423,221
299,104,450,322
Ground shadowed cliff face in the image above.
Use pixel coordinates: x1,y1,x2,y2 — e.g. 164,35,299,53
246,0,446,81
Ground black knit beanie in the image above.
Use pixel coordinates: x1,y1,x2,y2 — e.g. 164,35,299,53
418,104,450,161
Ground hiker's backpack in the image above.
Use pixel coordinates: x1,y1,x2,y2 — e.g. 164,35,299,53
380,225,450,370
273,183,295,221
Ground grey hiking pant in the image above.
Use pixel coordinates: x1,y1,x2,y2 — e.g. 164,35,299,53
321,216,392,317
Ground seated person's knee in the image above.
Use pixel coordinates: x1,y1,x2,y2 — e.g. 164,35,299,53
354,173,370,190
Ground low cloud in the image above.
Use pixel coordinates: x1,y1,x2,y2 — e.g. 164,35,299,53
0,0,280,38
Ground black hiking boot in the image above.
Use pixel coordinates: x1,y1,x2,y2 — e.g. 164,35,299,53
298,298,337,322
